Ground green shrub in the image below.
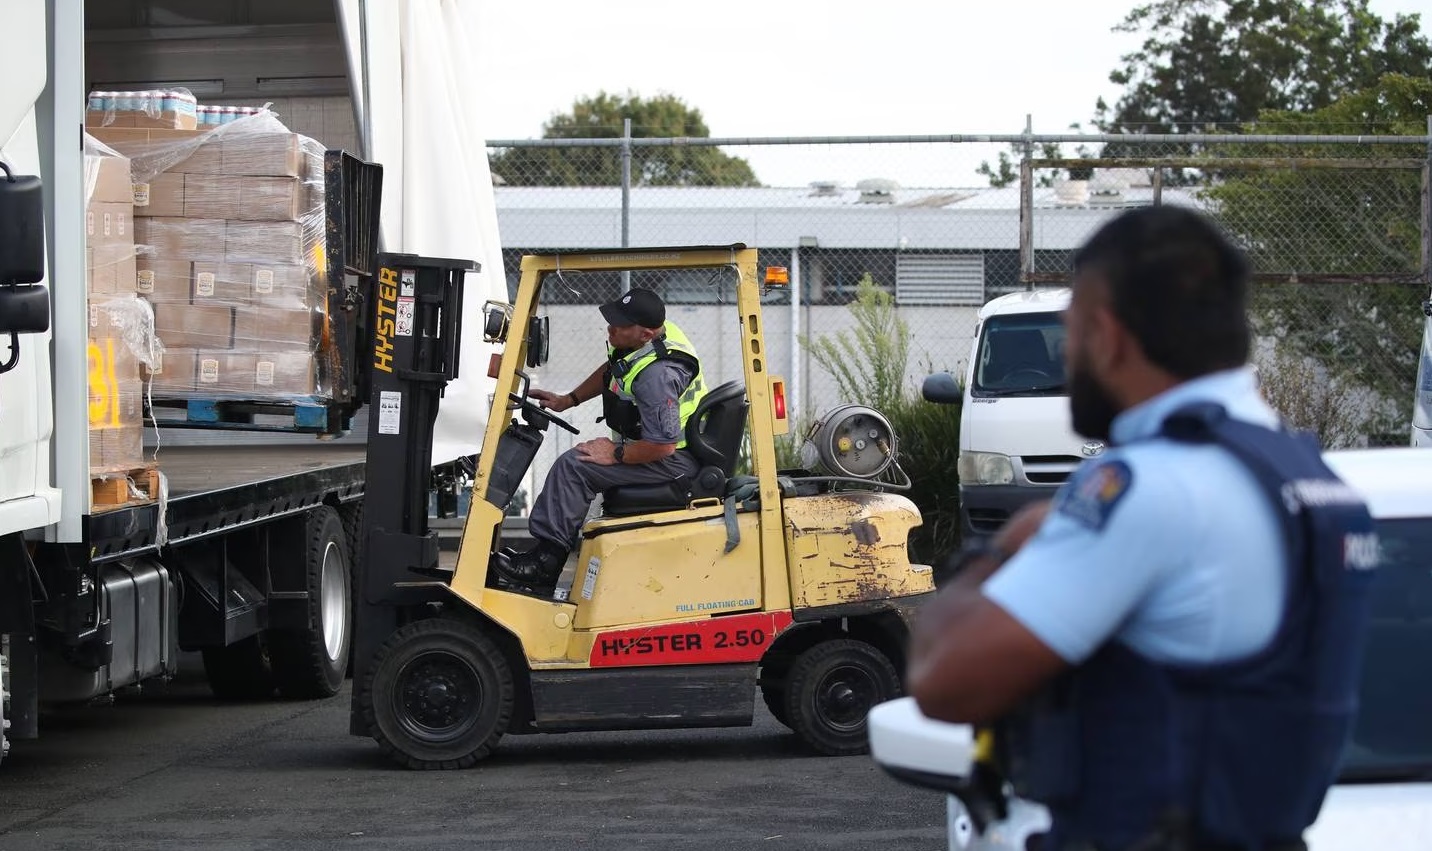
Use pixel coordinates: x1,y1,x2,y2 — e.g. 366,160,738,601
798,275,964,566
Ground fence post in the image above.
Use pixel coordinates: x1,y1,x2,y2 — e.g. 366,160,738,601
621,117,632,292
1019,114,1034,289
1423,116,1431,289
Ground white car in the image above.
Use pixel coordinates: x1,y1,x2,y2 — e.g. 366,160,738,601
871,446,1432,850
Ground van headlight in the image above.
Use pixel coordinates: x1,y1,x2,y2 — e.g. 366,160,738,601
957,451,1014,485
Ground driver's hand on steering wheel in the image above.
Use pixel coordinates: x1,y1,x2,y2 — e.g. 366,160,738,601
529,388,573,412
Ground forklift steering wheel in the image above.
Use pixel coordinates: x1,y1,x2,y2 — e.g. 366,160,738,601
508,392,581,435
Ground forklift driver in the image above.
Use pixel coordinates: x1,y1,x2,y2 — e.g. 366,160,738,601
493,288,708,595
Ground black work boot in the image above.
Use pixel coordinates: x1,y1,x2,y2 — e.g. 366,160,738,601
492,539,569,595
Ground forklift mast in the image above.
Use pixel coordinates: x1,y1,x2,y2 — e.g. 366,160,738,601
350,253,475,724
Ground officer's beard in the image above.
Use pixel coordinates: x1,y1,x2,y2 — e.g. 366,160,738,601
1069,361,1122,441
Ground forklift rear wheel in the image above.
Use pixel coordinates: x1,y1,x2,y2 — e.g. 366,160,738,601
758,655,793,728
783,639,900,756
270,506,353,698
361,617,514,770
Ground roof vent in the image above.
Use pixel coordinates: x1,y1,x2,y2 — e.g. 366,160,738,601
856,178,899,204
1053,179,1089,207
1088,170,1132,202
809,180,841,197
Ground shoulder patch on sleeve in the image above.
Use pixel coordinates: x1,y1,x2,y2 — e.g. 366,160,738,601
1055,460,1133,531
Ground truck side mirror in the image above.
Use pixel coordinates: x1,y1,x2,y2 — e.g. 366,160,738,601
921,372,963,405
0,164,45,286
0,163,50,342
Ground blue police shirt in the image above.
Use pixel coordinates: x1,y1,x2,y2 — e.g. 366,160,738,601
983,367,1286,666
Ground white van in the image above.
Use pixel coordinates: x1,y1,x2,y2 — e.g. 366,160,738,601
925,289,1091,540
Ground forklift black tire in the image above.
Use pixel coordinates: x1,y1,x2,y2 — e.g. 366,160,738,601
758,656,793,728
270,506,353,699
783,638,900,757
202,635,277,700
360,617,514,770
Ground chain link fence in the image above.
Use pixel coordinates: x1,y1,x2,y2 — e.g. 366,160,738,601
486,130,1431,498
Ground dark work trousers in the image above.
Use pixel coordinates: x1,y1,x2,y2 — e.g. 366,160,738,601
527,447,700,550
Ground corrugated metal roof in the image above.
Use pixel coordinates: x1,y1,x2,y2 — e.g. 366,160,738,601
493,184,1204,250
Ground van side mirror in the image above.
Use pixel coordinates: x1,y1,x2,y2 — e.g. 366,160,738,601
921,372,963,405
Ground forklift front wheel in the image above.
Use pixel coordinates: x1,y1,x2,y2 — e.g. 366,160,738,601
360,617,515,770
783,639,901,757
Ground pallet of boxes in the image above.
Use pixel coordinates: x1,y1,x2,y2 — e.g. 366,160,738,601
84,138,160,511
87,95,330,432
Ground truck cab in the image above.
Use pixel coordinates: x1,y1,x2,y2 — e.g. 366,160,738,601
952,289,1086,540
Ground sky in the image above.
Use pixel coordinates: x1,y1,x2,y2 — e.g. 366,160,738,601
470,0,1431,188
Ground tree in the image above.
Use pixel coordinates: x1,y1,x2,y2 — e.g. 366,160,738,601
1098,0,1432,132
489,91,759,187
1203,73,1432,439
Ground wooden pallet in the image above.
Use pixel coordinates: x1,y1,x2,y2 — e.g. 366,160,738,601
91,464,161,511
148,397,339,433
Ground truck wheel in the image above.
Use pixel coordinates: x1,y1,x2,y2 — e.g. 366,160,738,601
202,635,276,700
783,639,900,756
1,643,11,766
270,506,352,699
359,617,514,770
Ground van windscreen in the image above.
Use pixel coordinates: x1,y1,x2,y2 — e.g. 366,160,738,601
972,313,1067,397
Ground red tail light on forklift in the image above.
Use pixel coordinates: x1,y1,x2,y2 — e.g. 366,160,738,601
770,377,790,435
764,266,790,286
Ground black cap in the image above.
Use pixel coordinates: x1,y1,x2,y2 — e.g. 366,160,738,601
599,288,666,329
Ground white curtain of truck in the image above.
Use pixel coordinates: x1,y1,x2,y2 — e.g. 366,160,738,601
337,0,507,465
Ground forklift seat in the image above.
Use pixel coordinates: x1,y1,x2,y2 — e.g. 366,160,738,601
601,380,749,517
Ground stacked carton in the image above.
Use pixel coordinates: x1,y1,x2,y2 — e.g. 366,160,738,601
84,147,146,476
90,113,328,402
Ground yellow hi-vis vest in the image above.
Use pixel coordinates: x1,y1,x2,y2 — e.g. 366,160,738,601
601,320,706,449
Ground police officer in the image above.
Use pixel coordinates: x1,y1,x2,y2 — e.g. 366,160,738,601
908,206,1378,851
495,288,707,594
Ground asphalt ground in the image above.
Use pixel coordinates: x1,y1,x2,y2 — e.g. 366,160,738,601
0,663,947,851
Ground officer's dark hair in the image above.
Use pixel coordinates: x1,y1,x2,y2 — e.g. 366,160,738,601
1072,206,1251,379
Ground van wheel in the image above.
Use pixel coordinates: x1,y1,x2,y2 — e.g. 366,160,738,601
270,507,352,699
784,639,900,756
359,617,514,770
202,635,276,700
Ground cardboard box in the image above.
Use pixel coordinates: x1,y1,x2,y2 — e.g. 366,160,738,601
85,202,132,247
146,347,197,394
87,127,221,175
154,303,235,349
135,258,193,302
133,173,185,217
192,262,254,306
185,175,304,222
235,306,313,349
134,217,226,261
225,220,304,263
196,351,257,395
254,351,317,397
87,245,138,296
85,153,134,204
251,264,314,309
89,426,146,475
88,295,141,343
86,109,196,131
221,133,304,177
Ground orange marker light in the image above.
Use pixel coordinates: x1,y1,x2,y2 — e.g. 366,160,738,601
764,266,790,286
772,379,787,420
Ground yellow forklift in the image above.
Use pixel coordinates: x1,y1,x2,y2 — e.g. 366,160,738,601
349,245,934,769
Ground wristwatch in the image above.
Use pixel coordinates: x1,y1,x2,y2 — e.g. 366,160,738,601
567,391,580,406
613,443,625,464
